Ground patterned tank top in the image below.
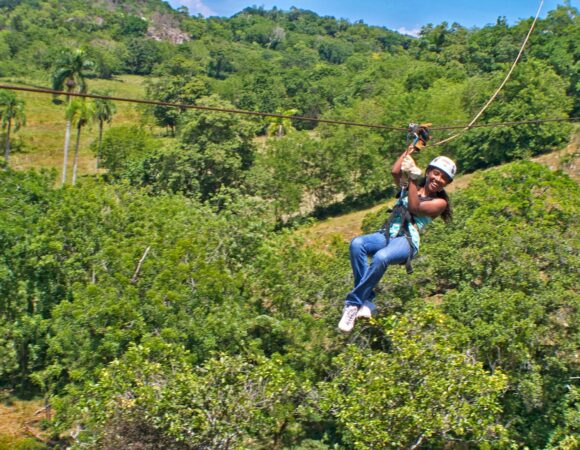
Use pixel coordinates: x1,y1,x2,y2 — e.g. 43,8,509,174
387,194,433,253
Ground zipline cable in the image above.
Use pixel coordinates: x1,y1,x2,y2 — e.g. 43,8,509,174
430,0,545,147
0,84,576,133
0,84,410,131
431,117,577,130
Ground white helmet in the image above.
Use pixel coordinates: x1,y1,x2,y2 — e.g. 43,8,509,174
428,156,456,182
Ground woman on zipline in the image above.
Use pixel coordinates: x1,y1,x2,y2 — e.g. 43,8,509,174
338,146,456,333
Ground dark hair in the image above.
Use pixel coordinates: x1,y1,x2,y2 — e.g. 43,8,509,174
436,188,452,222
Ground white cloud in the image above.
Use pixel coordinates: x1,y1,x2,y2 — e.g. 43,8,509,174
397,27,421,38
177,0,215,17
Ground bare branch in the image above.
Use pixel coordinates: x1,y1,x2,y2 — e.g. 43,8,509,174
131,246,151,284
409,433,425,450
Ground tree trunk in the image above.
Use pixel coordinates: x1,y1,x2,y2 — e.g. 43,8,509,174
61,118,72,186
4,118,11,164
96,120,103,171
61,90,75,186
277,124,283,137
72,123,82,186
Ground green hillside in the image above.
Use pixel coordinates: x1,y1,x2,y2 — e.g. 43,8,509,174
0,1,579,448
0,1,577,192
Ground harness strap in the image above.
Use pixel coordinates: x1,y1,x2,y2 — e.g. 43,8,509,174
381,203,415,274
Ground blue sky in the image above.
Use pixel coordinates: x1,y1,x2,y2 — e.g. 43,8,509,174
167,0,571,35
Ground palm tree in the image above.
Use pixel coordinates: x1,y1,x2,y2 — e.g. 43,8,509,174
0,90,26,165
67,98,94,186
267,108,299,138
51,48,94,185
92,92,116,171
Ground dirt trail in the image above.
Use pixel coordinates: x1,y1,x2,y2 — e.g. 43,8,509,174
300,136,579,245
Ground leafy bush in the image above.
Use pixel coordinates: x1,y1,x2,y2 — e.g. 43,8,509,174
125,96,258,199
95,125,158,178
321,307,508,449
60,344,309,449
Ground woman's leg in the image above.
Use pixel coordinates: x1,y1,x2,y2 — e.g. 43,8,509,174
339,232,387,333
349,232,389,288
346,236,412,307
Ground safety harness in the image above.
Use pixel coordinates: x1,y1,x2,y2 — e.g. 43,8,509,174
380,193,416,275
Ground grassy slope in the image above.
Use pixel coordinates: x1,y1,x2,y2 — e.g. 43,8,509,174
1,75,146,181
0,399,46,449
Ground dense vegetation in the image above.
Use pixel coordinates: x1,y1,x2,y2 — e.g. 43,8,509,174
1,159,577,449
0,0,578,448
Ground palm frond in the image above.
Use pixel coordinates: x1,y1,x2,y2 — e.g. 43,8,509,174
51,48,94,94
0,91,26,132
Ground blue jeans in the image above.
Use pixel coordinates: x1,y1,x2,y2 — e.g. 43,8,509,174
346,232,413,307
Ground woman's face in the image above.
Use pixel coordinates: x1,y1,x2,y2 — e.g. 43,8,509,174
426,168,449,193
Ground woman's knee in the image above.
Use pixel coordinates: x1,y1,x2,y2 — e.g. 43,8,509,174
349,236,365,255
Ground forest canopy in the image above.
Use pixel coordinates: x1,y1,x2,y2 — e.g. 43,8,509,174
1,159,577,448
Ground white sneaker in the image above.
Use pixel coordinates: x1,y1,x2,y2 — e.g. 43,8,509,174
357,301,376,319
338,305,359,333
